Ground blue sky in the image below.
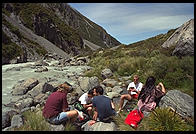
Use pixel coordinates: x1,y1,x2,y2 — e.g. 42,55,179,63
69,3,194,45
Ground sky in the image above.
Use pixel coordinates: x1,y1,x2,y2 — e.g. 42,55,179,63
68,3,194,45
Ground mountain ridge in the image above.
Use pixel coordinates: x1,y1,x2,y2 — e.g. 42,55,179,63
2,3,121,64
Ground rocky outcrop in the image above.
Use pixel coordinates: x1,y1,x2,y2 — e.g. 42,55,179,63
158,90,194,119
162,19,194,56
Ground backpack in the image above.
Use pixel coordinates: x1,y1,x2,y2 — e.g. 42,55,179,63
74,101,85,111
124,109,144,129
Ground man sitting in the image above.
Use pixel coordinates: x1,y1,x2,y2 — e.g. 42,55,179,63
118,75,143,113
88,85,116,125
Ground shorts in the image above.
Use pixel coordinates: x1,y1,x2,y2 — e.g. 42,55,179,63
47,112,69,125
131,94,138,99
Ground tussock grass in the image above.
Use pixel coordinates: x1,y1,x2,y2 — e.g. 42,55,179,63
13,110,50,131
147,107,194,131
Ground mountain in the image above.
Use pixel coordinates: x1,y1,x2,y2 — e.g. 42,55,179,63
162,19,194,56
2,3,121,64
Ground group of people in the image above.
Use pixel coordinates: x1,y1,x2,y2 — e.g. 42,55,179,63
42,75,166,128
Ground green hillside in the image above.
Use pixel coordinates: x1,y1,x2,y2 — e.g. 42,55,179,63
85,29,194,97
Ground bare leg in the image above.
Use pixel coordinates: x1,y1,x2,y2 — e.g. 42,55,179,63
87,107,93,118
66,110,78,122
119,94,132,111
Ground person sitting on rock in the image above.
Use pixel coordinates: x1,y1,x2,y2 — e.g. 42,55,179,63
88,85,116,125
118,75,143,113
43,83,78,125
137,76,166,117
77,89,94,118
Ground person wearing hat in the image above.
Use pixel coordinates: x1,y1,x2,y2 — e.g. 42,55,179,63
118,75,143,113
43,83,78,125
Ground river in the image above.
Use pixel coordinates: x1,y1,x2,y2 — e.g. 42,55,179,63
2,61,91,114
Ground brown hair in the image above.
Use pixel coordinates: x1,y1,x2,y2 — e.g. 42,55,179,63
57,83,70,92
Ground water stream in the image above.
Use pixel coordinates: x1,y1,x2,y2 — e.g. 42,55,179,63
2,61,91,114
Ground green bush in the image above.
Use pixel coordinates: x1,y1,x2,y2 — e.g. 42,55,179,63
147,107,194,131
14,110,50,131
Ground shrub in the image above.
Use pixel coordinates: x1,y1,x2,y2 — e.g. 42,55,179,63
13,110,50,131
147,107,194,131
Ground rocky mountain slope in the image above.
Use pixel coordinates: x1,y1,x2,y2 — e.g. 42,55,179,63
162,19,194,56
2,3,121,65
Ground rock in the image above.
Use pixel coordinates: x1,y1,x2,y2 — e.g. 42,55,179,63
112,86,123,94
12,78,39,95
11,114,24,128
2,112,11,129
102,79,118,88
31,106,36,112
101,68,113,79
28,83,45,97
78,76,99,93
14,97,34,110
21,107,31,113
42,83,55,93
162,19,194,56
81,120,117,131
2,126,13,131
36,104,41,109
34,60,49,66
159,90,194,119
105,87,113,93
67,93,78,105
5,67,21,72
106,92,121,99
34,67,48,72
34,93,49,106
49,123,65,131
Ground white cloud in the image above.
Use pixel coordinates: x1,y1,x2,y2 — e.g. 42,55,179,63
69,3,194,44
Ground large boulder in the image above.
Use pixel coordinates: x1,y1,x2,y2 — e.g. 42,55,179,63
81,120,117,131
158,90,194,119
78,76,99,93
101,68,113,79
162,19,194,56
11,78,39,95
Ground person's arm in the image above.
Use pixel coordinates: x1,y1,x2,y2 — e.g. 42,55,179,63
111,101,115,109
82,103,93,109
158,82,166,94
62,95,69,112
93,108,98,121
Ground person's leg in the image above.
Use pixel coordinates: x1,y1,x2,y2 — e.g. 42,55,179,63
119,94,132,111
66,110,79,122
86,107,93,118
